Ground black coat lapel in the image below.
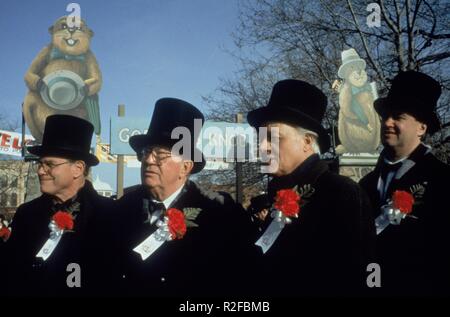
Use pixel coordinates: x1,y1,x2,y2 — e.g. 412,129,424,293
268,154,328,199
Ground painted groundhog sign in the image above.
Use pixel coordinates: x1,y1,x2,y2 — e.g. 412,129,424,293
23,16,102,142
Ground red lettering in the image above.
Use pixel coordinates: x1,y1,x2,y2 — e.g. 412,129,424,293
1,133,11,147
12,136,21,150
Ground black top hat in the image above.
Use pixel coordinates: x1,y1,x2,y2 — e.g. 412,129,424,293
374,71,441,134
247,79,330,153
27,115,99,166
129,98,206,174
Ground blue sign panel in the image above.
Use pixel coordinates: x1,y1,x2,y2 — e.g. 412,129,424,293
110,117,258,160
110,117,149,154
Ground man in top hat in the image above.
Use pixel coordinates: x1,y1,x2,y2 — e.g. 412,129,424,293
3,115,113,296
113,98,255,296
359,71,450,296
247,79,376,296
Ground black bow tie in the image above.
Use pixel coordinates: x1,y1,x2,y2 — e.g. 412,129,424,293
150,202,166,214
142,200,166,224
52,199,80,214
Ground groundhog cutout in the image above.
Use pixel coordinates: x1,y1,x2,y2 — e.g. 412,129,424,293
333,48,380,154
23,16,102,142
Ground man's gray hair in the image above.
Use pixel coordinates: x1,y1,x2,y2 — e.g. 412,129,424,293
296,127,321,154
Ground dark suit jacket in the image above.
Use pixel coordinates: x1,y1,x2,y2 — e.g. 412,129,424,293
250,155,376,296
2,180,114,296
360,144,450,296
113,180,256,296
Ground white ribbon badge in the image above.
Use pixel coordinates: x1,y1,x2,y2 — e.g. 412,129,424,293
255,209,296,254
36,220,64,261
133,216,173,260
375,204,415,235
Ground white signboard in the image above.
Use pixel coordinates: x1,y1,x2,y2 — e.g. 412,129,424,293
0,130,34,157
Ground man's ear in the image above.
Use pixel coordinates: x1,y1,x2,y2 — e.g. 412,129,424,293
181,161,194,178
72,160,86,178
418,122,427,137
303,134,314,151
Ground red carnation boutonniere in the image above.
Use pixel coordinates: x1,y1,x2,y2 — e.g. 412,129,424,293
133,207,202,260
384,190,416,225
376,190,416,234
52,211,74,231
155,207,201,241
166,208,187,240
255,184,315,253
271,187,302,225
274,188,301,217
0,226,11,242
36,202,79,260
392,190,415,214
48,210,76,240
270,184,315,225
48,201,78,238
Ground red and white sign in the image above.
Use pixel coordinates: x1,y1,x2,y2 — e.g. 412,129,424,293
0,130,34,157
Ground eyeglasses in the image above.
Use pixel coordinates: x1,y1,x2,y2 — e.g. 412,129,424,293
32,160,72,173
139,147,172,164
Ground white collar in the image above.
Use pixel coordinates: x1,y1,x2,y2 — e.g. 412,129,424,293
383,142,431,165
151,183,185,210
383,156,407,165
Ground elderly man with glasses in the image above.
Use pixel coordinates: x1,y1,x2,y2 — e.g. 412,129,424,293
113,98,256,296
3,115,113,296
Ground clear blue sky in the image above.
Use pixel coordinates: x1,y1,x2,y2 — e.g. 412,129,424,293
0,0,242,190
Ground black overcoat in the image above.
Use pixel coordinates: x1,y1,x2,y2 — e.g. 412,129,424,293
114,180,256,296
250,155,376,296
3,181,114,296
360,144,450,295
